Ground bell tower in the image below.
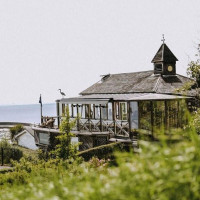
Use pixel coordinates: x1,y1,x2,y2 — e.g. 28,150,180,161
152,36,178,75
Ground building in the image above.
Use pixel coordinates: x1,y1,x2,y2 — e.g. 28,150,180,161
14,128,38,150
35,41,196,150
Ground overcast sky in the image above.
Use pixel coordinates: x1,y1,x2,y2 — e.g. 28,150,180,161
0,0,199,105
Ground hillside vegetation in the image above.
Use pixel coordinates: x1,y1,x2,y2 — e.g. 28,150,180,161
0,125,199,200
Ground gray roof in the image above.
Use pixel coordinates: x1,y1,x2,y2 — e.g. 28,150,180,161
61,93,190,104
151,43,178,63
80,70,192,96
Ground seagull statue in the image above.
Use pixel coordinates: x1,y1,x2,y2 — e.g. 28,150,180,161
58,89,66,97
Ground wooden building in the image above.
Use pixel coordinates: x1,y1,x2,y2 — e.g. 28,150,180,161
35,42,197,150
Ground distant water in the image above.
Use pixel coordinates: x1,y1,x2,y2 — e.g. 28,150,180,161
0,103,56,124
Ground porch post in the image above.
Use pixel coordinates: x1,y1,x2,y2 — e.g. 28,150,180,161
76,104,80,131
112,102,116,136
56,100,60,127
150,101,154,137
138,101,141,129
128,101,131,138
100,104,103,131
88,105,91,131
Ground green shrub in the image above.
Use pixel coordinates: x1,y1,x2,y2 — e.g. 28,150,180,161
50,106,78,161
189,108,200,134
9,124,24,139
78,142,125,161
1,128,200,199
0,140,23,164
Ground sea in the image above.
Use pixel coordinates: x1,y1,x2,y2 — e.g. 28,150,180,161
0,103,56,124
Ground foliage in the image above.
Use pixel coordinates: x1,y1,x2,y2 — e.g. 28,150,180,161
186,44,200,98
187,62,200,88
176,44,200,97
47,132,60,151
51,106,78,160
78,142,124,161
187,44,200,88
0,140,23,164
0,128,200,199
14,145,38,160
88,156,109,168
188,108,200,134
9,124,24,139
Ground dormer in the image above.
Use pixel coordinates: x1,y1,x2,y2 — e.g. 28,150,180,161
152,42,178,75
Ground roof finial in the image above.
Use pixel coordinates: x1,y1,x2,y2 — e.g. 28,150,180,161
161,34,165,44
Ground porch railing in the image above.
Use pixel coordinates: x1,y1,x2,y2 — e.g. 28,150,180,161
40,116,130,137
71,118,129,137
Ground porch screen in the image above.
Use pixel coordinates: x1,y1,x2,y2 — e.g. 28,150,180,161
153,101,165,131
101,105,108,120
120,103,127,120
139,101,151,132
95,106,100,119
108,103,112,120
130,102,138,129
166,101,179,129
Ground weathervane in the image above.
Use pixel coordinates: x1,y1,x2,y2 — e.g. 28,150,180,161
161,34,165,44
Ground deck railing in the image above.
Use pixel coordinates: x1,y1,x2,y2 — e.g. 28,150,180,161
71,118,129,137
40,116,130,137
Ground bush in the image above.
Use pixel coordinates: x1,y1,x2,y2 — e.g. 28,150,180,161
1,128,200,199
9,124,24,139
78,142,125,161
189,108,200,134
0,140,23,164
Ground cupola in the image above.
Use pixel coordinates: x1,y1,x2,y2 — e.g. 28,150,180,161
152,36,178,75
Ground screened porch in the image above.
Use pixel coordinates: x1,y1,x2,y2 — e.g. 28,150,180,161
56,93,189,138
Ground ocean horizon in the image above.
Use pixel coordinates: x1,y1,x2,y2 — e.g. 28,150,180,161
0,103,56,124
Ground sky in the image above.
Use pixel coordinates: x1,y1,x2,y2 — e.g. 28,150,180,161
0,0,199,105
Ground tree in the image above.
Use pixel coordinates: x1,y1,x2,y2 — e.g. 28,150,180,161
53,106,78,160
187,44,200,90
186,44,200,134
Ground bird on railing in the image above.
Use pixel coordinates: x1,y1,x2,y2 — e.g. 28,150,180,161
58,89,66,97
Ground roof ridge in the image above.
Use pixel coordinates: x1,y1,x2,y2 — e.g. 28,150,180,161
153,76,161,92
109,70,153,76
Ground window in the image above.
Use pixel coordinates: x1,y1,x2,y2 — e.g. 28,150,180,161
108,103,113,120
139,101,151,131
120,102,127,120
115,102,128,120
72,104,77,117
115,102,119,119
61,104,65,115
155,63,163,72
81,105,85,118
90,104,95,119
95,105,100,119
130,102,138,129
153,101,165,130
101,105,108,120
39,133,49,145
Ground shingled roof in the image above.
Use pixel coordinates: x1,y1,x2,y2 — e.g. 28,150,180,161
80,71,192,96
151,43,178,63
